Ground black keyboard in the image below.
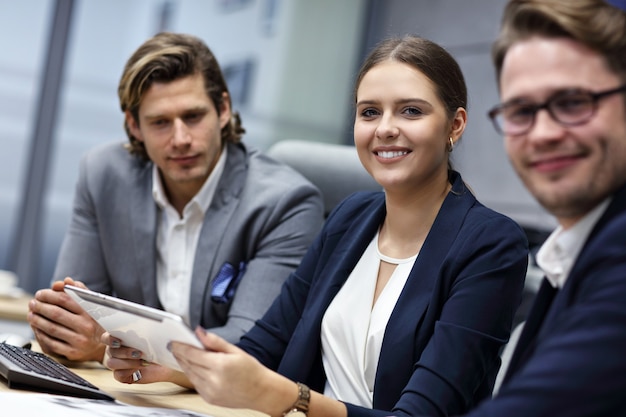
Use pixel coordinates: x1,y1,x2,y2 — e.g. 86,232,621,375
0,342,114,400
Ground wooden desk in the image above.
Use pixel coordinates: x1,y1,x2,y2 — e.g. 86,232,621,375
0,293,31,322
0,352,268,417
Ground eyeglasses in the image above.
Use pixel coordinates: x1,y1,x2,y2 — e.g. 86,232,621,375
488,84,626,136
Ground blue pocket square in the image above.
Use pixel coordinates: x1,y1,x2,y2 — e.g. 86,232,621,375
211,261,247,303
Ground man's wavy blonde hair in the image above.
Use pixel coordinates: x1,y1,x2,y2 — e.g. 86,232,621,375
118,32,245,160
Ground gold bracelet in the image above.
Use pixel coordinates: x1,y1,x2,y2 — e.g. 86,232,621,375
282,382,310,416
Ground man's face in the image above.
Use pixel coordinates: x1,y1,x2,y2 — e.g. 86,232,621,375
500,37,626,228
126,73,230,201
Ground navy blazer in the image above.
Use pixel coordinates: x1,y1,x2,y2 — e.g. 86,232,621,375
461,183,626,417
238,171,529,417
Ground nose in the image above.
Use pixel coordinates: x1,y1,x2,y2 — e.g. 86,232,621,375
375,113,399,140
526,107,566,145
172,118,191,146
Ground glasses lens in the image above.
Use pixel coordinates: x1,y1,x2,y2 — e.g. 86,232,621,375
550,92,594,125
497,103,535,135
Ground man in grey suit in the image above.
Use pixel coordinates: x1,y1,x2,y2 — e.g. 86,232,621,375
26,32,324,365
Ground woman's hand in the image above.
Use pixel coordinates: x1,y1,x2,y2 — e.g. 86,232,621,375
171,327,297,416
101,332,192,388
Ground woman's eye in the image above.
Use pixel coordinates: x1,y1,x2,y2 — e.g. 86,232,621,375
403,106,423,116
361,108,379,118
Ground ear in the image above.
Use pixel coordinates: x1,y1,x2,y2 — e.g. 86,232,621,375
218,92,232,130
125,111,143,142
449,107,467,145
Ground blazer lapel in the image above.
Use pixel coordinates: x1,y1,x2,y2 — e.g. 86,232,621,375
280,195,387,386
299,195,386,333
502,278,557,384
188,143,248,327
318,202,386,291
130,161,160,306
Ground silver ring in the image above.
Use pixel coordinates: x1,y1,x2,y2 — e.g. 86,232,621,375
132,370,142,382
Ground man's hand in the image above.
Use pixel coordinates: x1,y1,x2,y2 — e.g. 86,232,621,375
27,277,106,362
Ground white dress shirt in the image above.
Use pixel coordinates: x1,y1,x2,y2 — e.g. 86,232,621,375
321,231,417,406
152,147,227,325
536,198,610,289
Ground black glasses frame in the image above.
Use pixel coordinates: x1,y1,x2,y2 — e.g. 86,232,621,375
488,84,626,135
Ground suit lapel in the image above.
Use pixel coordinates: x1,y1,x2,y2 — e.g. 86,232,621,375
130,161,160,306
188,143,247,327
280,194,386,385
502,278,557,384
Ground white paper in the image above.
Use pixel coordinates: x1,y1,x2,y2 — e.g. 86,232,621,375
1,391,214,416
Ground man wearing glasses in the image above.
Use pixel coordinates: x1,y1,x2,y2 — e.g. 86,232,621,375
441,0,626,416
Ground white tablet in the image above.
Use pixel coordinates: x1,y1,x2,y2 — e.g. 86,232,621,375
64,285,203,372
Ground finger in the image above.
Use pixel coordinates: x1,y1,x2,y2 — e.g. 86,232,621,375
172,346,222,387
113,367,143,384
108,359,165,384
29,296,89,333
64,277,89,290
105,353,144,370
194,327,239,354
31,327,75,357
28,305,73,340
33,288,62,303
101,332,121,347
50,277,76,291
108,345,144,360
32,288,84,315
51,280,68,291
63,276,77,285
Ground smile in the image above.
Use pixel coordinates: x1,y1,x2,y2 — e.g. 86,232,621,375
376,151,409,159
530,154,581,174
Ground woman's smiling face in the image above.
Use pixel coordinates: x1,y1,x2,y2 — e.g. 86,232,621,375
354,61,460,194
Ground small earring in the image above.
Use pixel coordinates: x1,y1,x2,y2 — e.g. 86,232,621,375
448,137,454,152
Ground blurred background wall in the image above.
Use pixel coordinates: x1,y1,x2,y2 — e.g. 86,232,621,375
0,0,555,294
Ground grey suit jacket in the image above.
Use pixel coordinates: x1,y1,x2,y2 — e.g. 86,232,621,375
53,140,324,343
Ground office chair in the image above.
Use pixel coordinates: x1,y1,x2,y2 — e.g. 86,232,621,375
267,140,381,217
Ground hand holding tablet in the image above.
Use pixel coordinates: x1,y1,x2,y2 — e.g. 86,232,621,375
64,285,203,372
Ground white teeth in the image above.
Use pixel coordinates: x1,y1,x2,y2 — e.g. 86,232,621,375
377,151,408,159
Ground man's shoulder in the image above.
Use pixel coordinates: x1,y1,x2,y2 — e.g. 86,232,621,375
237,143,319,191
82,140,148,173
78,141,151,195
584,190,626,254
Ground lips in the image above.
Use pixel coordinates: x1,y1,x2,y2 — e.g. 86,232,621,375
170,154,198,164
530,154,581,173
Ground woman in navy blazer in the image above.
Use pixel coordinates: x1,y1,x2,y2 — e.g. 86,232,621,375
107,36,529,417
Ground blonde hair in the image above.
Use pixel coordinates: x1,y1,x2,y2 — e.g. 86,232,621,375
118,32,245,160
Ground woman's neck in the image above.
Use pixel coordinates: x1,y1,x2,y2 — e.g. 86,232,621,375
379,174,452,259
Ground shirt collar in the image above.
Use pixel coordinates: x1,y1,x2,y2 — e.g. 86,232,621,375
152,145,228,215
536,198,611,288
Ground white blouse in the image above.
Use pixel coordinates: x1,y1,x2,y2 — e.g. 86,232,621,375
321,231,417,407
